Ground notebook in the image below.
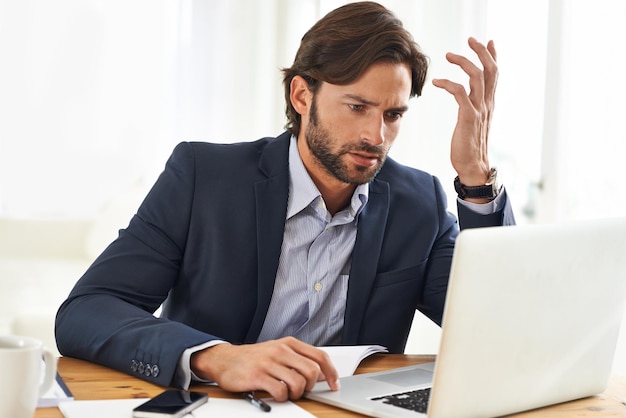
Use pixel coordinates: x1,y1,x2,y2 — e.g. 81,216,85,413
306,217,626,417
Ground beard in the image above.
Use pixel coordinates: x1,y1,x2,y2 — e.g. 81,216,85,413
305,98,388,185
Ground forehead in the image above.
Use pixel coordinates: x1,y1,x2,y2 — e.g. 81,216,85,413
319,62,412,107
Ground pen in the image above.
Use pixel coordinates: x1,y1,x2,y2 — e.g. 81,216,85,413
242,391,272,412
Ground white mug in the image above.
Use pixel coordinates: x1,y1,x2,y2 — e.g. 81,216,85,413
0,335,57,418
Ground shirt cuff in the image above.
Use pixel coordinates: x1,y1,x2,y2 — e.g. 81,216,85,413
175,340,228,389
456,187,507,215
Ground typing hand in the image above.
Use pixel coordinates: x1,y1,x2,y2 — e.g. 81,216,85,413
190,336,340,401
432,37,498,189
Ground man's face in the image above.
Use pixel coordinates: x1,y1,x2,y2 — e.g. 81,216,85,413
301,62,412,186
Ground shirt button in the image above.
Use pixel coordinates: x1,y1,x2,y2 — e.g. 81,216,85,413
314,282,323,292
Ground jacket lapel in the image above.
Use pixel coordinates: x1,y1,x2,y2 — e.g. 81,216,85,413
244,133,290,343
341,178,390,344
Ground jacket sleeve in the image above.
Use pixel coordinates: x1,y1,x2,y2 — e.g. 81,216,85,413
456,189,516,229
55,142,218,388
420,186,515,327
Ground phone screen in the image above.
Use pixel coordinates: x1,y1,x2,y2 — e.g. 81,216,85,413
133,390,208,418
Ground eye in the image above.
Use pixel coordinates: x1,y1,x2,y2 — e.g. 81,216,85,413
386,111,404,121
348,104,365,112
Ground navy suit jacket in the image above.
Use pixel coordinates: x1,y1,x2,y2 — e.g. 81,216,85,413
55,132,515,387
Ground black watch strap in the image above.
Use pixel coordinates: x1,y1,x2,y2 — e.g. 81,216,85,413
454,168,500,200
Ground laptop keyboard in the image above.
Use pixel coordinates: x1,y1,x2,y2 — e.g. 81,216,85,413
371,387,431,413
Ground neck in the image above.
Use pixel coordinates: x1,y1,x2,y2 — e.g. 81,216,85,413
316,180,355,216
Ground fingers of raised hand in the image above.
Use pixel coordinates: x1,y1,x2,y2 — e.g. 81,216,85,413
442,38,498,108
468,37,498,102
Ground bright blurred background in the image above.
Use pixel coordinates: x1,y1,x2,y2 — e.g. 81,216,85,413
1,0,624,374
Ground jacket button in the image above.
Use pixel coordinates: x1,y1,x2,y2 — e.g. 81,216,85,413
138,362,145,374
145,364,152,377
152,365,160,378
131,360,138,372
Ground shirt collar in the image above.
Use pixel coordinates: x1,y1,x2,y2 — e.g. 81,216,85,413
287,135,369,220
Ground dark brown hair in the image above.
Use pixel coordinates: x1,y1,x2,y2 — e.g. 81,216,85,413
282,1,429,135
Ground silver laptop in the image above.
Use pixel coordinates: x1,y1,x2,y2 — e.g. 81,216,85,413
306,217,626,417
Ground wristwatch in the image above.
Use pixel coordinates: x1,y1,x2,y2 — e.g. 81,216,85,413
454,168,500,200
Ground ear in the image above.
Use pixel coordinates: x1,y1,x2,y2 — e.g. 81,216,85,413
289,75,312,116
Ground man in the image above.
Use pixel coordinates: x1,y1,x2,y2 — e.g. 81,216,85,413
55,1,515,403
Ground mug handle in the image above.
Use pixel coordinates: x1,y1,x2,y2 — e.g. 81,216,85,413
39,348,58,397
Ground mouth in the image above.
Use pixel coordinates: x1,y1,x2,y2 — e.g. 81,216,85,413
348,151,380,168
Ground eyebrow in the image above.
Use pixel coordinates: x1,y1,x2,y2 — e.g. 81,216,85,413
343,93,409,113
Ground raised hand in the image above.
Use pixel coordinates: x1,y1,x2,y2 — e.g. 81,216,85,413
432,37,498,189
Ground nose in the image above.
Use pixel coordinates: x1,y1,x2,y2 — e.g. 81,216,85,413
361,113,385,146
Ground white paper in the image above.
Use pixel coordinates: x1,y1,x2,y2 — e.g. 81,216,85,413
59,397,315,418
38,373,74,407
319,345,388,377
59,399,142,418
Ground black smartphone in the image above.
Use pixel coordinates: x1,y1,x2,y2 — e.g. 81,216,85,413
132,390,209,418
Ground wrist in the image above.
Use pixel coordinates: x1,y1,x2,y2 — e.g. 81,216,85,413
190,342,231,382
455,164,491,186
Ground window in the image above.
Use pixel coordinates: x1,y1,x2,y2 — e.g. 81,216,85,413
4,0,622,223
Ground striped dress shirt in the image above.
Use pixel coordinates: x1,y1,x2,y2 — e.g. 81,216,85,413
257,136,369,346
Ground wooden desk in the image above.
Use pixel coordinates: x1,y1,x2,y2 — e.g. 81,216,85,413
37,355,626,417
